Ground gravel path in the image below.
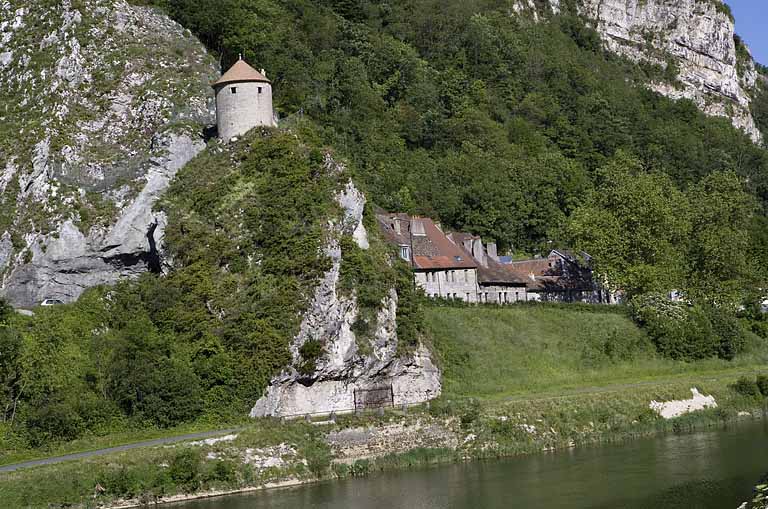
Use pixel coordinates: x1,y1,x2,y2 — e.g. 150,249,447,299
0,428,242,473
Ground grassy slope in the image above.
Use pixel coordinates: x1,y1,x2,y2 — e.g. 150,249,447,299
427,305,768,399
3,305,768,507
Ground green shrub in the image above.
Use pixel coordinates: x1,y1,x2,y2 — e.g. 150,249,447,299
756,375,768,397
733,376,761,398
632,294,718,360
631,294,747,361
0,297,12,323
206,460,237,483
349,459,371,477
298,340,323,376
24,399,85,447
706,306,747,361
459,399,481,429
427,397,457,417
302,439,332,477
169,449,202,492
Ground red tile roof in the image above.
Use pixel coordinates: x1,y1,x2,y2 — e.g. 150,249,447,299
213,59,271,88
477,261,528,285
411,218,477,270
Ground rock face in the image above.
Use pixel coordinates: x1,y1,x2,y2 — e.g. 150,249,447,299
0,0,217,306
649,387,717,419
565,0,763,143
251,180,442,418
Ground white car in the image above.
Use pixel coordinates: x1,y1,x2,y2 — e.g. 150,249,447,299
40,299,64,306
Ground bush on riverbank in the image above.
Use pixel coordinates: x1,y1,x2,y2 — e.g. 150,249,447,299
630,293,754,361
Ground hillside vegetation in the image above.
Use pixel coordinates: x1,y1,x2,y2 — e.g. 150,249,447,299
133,0,768,303
427,304,768,399
4,0,768,467
0,129,417,458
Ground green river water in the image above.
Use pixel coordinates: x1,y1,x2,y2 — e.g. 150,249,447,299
176,419,768,508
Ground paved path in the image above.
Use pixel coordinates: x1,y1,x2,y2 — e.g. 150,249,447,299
0,428,241,473
3,368,765,474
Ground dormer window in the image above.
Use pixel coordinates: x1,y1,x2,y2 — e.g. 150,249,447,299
230,87,237,94
400,246,410,261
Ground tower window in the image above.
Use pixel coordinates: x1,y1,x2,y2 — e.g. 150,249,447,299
258,86,263,94
230,87,237,94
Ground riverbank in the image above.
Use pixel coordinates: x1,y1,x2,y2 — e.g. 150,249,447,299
2,371,767,508
4,304,768,507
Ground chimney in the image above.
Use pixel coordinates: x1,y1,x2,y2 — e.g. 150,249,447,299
473,238,487,268
486,242,498,261
411,219,426,236
393,218,401,235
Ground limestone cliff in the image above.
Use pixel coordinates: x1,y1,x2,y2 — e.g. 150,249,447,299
251,178,441,418
555,0,763,143
0,0,217,306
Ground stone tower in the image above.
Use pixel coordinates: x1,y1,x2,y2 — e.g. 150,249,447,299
212,57,276,141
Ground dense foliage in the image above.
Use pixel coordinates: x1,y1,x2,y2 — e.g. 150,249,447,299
567,154,758,302
0,130,417,450
131,0,768,305
5,0,768,451
631,293,749,361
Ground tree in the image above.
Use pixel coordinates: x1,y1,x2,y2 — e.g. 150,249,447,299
105,315,203,427
0,318,23,423
566,152,691,296
686,171,757,306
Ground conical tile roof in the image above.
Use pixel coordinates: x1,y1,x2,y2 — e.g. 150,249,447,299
212,58,270,88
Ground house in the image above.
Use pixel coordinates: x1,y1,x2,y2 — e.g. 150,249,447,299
376,213,480,302
503,250,616,304
376,211,617,305
449,232,528,304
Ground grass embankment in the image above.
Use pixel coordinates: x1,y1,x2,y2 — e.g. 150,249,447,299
0,420,331,508
0,419,248,467
3,304,768,507
427,304,768,400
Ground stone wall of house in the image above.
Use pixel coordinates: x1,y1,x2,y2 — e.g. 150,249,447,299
477,285,528,304
416,269,478,302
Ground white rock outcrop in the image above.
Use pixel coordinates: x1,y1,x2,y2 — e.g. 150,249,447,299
0,0,217,306
250,180,441,418
560,0,762,143
649,387,718,419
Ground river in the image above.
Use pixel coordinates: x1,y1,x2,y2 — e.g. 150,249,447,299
176,420,768,509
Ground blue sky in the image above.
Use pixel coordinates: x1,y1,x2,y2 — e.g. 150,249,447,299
728,0,767,65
